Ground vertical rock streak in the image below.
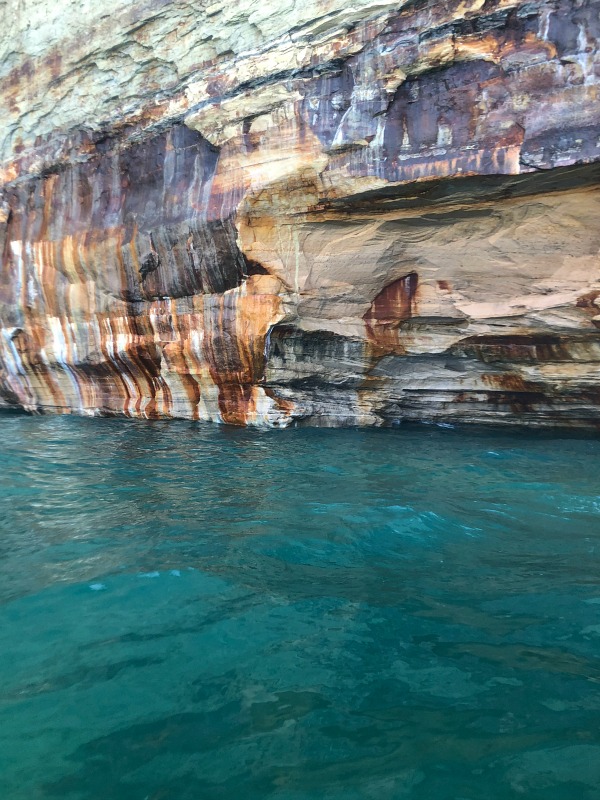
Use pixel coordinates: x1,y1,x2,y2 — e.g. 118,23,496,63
0,124,291,423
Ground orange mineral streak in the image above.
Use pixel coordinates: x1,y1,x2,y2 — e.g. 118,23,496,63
201,276,289,425
0,251,291,421
0,92,275,422
364,272,419,354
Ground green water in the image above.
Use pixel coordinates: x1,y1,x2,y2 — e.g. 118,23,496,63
1,415,600,800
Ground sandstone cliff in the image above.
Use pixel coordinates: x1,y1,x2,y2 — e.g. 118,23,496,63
1,0,600,427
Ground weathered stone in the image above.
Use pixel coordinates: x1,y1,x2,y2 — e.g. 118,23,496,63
1,0,600,427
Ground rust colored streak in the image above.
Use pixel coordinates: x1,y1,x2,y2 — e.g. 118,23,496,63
481,372,541,393
198,283,286,425
202,294,256,425
24,327,67,411
159,306,203,420
217,383,255,426
106,317,146,415
364,272,418,353
95,317,132,416
576,290,600,308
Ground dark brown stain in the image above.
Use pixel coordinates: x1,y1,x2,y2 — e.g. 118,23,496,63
484,391,550,414
482,372,541,393
140,251,160,282
359,273,420,402
455,334,575,364
364,272,418,353
576,290,600,308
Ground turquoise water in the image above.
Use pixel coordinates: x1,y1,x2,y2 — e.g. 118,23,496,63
1,415,600,800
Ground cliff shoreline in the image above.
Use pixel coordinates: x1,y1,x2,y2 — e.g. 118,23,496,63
2,0,600,428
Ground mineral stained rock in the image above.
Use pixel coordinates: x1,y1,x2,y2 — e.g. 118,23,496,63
1,0,600,427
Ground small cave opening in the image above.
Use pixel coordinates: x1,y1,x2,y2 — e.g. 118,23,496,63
243,257,270,277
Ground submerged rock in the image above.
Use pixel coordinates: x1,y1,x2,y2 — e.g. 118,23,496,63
1,0,600,427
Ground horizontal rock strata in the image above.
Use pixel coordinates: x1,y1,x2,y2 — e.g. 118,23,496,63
1,0,600,427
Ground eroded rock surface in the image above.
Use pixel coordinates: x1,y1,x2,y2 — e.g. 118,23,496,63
1,0,600,426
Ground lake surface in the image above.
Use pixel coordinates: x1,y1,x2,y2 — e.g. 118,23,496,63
1,414,600,800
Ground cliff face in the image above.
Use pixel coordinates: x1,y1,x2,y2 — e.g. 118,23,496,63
1,0,600,427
